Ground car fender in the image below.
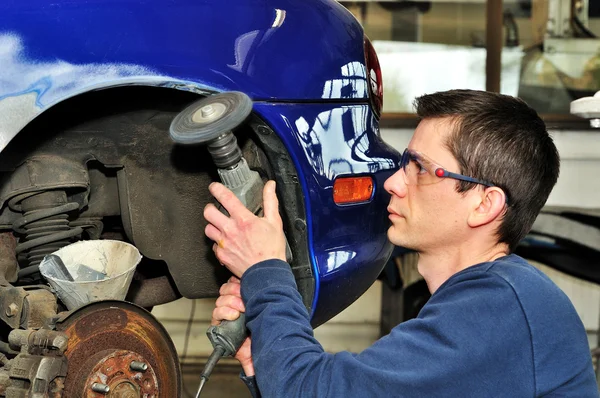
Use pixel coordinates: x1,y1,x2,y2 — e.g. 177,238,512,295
0,0,369,151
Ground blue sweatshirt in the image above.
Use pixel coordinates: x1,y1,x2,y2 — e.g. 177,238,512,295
240,254,598,397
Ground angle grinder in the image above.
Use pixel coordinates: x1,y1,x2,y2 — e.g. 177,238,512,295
169,91,289,396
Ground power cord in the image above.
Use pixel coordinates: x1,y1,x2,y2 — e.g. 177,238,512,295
182,299,197,398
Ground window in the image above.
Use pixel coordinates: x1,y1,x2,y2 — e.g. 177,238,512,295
340,1,600,119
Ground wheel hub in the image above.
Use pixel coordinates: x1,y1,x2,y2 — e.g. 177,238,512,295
84,349,158,397
57,300,181,397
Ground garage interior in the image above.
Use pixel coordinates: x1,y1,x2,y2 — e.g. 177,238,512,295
0,0,599,396
142,0,600,395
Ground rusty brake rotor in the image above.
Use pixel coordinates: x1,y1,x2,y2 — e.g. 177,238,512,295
56,300,181,397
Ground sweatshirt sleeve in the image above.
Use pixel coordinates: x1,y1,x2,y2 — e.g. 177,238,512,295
239,372,261,398
240,259,536,397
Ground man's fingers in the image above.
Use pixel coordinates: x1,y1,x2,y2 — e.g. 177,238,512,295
203,203,230,229
228,276,241,284
209,182,252,220
211,306,241,325
219,282,242,297
216,294,245,312
204,223,222,243
263,180,281,224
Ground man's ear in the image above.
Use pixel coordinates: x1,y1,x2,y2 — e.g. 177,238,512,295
467,187,506,228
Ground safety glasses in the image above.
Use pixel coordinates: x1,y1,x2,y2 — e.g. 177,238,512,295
399,149,495,187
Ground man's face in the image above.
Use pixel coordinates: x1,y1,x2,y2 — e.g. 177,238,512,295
383,117,473,252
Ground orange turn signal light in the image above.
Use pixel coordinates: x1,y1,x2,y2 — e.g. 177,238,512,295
333,176,374,205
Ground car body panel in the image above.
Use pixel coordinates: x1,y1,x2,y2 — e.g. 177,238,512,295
0,0,398,325
254,103,399,325
0,0,368,150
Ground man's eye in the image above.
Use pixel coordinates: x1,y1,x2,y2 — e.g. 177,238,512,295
408,158,427,175
415,161,428,175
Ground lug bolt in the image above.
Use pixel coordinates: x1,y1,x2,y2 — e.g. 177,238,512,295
5,303,18,318
130,361,148,372
91,383,110,394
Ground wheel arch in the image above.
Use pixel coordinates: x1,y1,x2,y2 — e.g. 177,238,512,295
0,77,219,153
0,82,315,311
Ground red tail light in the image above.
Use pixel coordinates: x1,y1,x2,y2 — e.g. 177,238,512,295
364,35,383,117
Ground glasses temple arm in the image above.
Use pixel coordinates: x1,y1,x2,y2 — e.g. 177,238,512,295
441,170,495,187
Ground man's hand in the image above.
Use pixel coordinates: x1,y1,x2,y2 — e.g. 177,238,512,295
204,180,287,278
211,277,254,376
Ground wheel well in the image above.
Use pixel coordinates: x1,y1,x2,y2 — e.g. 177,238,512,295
0,86,261,300
0,85,314,311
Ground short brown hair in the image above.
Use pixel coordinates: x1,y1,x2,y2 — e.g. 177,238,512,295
414,89,560,252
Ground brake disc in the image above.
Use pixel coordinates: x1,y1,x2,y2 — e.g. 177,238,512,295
56,300,181,397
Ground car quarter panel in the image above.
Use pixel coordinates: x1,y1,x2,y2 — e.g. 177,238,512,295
254,103,400,326
0,0,396,326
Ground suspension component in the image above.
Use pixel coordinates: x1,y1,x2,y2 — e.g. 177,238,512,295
8,329,68,355
1,157,90,279
4,329,69,397
10,190,83,277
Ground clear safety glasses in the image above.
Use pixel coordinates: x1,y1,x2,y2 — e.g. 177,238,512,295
398,149,495,187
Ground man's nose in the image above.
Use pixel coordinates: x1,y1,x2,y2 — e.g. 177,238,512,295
384,168,408,197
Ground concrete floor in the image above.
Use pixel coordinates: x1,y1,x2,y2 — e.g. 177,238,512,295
181,359,251,398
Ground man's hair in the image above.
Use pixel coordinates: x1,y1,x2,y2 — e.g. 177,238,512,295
414,89,560,252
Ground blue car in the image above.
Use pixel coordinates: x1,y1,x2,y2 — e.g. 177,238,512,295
0,0,399,395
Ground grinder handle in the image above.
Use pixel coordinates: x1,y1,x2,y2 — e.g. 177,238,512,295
206,313,247,357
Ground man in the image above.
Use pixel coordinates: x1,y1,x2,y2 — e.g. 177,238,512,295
204,89,598,397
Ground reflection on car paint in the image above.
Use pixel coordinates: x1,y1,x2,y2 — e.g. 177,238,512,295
229,9,288,75
272,9,286,28
325,249,357,273
292,106,395,179
322,62,368,99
